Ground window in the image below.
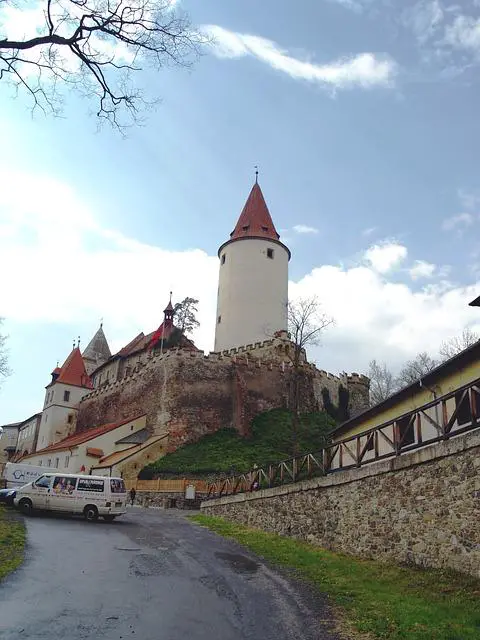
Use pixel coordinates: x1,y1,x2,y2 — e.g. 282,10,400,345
365,434,374,452
65,455,70,468
55,458,59,469
110,479,126,494
397,415,415,447
455,391,472,426
242,224,249,231
39,461,42,466
44,413,48,423
77,478,104,492
67,414,73,424
267,248,274,259
221,254,226,265
217,315,222,324
34,476,51,489
47,459,52,467
53,476,76,494
63,390,70,402
262,226,268,232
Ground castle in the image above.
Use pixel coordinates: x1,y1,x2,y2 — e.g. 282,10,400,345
3,179,370,475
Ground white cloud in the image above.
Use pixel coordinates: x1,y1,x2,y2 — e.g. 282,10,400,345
458,188,480,211
442,212,475,231
2,169,480,385
293,224,319,235
403,0,444,44
364,241,408,273
362,226,377,237
409,260,436,280
203,25,398,90
326,0,365,12
444,14,480,54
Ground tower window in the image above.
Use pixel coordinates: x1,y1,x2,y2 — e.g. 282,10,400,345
221,254,226,265
218,315,222,324
267,248,274,259
63,390,70,402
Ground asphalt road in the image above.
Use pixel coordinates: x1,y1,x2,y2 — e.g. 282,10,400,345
0,507,340,640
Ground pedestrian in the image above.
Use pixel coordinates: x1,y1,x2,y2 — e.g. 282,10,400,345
129,487,136,506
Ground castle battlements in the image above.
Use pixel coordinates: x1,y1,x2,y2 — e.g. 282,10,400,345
80,342,369,406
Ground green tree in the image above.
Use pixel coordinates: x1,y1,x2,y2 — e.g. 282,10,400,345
173,297,200,335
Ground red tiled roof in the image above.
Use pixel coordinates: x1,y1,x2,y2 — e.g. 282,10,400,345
230,182,280,242
51,367,62,376
55,348,93,389
22,415,145,457
86,447,104,458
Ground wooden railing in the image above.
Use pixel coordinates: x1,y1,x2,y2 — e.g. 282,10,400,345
206,377,480,499
129,478,208,493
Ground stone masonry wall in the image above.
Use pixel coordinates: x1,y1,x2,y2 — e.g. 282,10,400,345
77,347,369,457
202,430,480,578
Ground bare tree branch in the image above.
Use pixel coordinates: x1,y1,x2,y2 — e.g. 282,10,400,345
439,327,479,361
368,359,396,406
0,318,12,386
0,0,208,129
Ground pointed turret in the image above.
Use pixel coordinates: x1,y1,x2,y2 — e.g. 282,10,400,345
149,294,176,349
230,182,280,241
214,178,290,352
82,324,112,375
56,348,93,389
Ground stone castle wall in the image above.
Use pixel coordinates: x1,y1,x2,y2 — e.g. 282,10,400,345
78,344,369,453
202,430,480,578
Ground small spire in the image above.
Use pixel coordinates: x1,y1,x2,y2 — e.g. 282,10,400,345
77,336,81,349
72,338,75,350
254,165,259,183
100,317,103,328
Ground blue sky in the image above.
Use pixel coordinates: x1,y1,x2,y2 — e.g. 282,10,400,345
1,0,480,423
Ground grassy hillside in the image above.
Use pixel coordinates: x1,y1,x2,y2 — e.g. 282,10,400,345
141,409,335,478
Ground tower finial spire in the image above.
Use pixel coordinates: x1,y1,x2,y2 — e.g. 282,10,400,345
254,165,259,183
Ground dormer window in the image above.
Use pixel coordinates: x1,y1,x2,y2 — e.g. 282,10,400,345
262,226,268,232
242,225,249,231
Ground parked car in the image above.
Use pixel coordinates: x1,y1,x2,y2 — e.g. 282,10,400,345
0,488,16,506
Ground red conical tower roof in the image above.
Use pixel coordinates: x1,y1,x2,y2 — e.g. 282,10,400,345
55,348,93,389
230,182,280,241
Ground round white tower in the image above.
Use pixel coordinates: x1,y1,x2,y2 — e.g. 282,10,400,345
214,179,290,352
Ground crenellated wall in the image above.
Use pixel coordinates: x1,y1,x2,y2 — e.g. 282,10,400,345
77,343,370,453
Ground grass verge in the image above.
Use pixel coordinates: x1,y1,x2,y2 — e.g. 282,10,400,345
191,514,480,640
0,506,26,581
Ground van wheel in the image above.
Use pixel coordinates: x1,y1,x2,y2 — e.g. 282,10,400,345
19,498,33,516
84,505,99,522
103,515,116,523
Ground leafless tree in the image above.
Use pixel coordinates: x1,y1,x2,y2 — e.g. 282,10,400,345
0,0,207,128
368,359,397,406
0,318,11,386
396,351,438,388
287,297,334,455
439,327,479,361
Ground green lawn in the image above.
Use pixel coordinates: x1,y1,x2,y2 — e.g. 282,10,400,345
142,408,335,478
0,506,25,580
192,515,480,640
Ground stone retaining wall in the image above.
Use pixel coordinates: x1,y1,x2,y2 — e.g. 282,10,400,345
202,430,480,578
135,490,206,510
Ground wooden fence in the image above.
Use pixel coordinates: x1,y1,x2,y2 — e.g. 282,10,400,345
206,377,480,499
130,478,208,493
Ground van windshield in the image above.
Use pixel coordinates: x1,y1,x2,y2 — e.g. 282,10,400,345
110,479,126,494
34,476,51,488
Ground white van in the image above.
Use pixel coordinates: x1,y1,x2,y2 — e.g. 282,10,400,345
14,473,127,522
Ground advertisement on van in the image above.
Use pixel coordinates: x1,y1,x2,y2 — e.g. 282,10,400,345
4,462,46,487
